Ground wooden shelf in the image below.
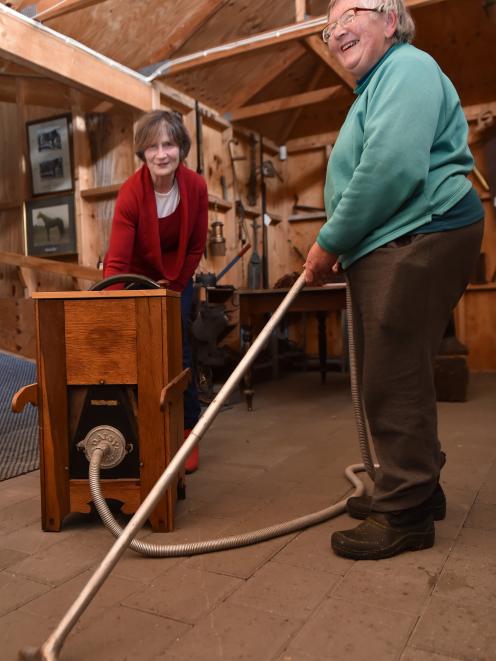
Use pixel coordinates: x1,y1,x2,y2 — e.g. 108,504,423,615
265,211,282,225
243,206,260,219
0,201,22,212
241,206,282,224
208,194,232,212
467,282,496,291
0,250,101,281
288,212,326,222
80,183,122,200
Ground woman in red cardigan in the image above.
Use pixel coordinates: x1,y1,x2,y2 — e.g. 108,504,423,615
104,110,208,473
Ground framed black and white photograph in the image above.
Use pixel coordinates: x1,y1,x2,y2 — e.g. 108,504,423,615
25,195,77,257
26,114,73,196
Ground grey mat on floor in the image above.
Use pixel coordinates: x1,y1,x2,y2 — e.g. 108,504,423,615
0,351,38,481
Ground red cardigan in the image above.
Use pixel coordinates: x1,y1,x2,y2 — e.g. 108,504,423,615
103,163,208,291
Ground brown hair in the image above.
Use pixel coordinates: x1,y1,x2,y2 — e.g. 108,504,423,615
134,110,191,162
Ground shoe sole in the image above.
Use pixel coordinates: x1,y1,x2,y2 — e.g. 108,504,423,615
331,529,435,560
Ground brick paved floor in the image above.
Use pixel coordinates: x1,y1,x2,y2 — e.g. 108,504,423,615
1,372,495,661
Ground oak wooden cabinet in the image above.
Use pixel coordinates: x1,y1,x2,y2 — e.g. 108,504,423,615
32,288,185,532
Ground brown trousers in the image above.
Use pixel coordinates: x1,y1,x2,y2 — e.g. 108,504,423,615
346,221,483,512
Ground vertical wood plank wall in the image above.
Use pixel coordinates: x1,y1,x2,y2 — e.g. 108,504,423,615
1,84,495,369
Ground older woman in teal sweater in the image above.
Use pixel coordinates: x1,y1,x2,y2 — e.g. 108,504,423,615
305,0,483,559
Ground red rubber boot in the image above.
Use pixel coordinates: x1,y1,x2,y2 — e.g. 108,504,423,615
184,429,199,474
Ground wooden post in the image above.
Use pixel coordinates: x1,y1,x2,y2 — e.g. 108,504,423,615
71,90,95,283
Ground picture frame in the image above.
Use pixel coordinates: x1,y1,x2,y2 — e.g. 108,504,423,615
26,114,73,196
25,195,77,257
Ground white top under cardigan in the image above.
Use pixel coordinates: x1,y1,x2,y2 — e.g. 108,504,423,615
154,178,180,218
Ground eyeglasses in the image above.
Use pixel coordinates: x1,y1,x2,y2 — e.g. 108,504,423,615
322,5,384,42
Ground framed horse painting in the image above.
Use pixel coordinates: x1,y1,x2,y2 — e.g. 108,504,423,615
25,195,77,257
26,114,73,196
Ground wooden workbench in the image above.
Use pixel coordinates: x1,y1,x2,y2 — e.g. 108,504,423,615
237,283,347,409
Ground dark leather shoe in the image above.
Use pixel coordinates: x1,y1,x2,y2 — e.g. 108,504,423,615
331,513,435,560
347,483,446,521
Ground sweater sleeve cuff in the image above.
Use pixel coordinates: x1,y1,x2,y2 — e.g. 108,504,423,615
316,230,340,255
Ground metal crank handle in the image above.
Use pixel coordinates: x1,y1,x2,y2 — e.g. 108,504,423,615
22,271,307,661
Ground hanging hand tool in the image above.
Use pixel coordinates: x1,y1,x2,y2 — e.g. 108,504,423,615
261,159,283,182
220,174,229,201
247,133,258,207
248,216,262,289
215,242,251,283
195,100,204,175
260,134,269,289
228,139,249,245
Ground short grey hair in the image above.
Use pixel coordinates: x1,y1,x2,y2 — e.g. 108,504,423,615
327,0,415,43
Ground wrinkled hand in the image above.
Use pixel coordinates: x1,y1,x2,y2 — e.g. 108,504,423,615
304,242,339,286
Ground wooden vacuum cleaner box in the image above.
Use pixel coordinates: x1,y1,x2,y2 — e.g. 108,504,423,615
28,289,188,533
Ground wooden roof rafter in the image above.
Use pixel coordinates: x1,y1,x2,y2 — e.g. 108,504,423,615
304,36,355,90
227,85,344,122
0,3,153,110
0,59,46,78
138,0,231,71
277,63,327,144
148,0,449,79
222,42,306,112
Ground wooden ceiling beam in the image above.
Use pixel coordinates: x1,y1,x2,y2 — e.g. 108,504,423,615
0,60,45,77
35,0,107,21
151,0,448,77
223,43,306,112
139,0,230,69
0,5,153,111
286,130,340,153
304,35,355,89
277,64,325,145
227,85,343,121
150,16,328,77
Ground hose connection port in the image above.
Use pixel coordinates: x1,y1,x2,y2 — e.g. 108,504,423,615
77,425,131,469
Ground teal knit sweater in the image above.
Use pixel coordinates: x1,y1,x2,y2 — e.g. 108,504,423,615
317,44,474,269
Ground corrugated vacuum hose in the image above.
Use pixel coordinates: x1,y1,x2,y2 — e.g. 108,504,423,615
19,272,375,661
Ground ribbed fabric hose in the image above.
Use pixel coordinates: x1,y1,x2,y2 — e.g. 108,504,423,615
89,445,367,557
19,276,378,660
345,284,376,479
87,283,376,558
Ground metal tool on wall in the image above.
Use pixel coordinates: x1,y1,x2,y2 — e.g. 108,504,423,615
228,139,248,245
259,134,269,289
247,133,258,207
248,215,262,289
208,203,226,257
195,100,204,175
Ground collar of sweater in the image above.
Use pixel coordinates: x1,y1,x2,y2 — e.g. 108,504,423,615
354,42,403,95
